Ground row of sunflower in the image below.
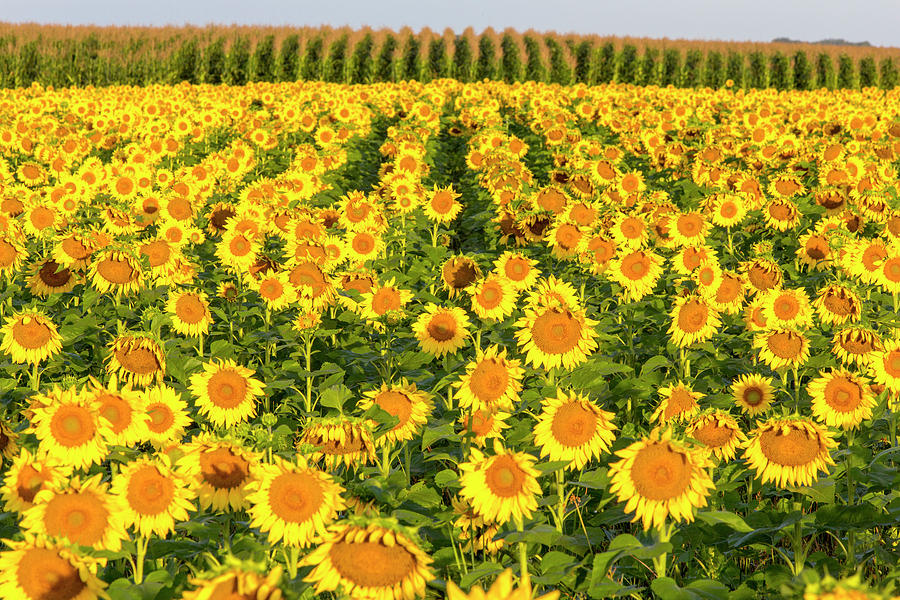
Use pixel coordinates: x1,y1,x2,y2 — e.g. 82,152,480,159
0,79,899,599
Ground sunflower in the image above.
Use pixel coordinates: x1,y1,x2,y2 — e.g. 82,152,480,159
796,232,833,271
143,384,192,449
454,346,524,413
106,334,166,387
165,289,212,338
176,435,260,511
441,256,482,298
298,418,377,471
111,455,196,538
303,520,434,600
754,328,811,371
0,535,108,600
346,229,385,263
691,261,723,299
609,249,664,301
89,250,143,297
21,474,127,551
869,339,900,395
0,421,18,466
761,288,814,329
832,327,881,367
731,374,776,415
216,230,260,271
289,260,338,311
813,284,862,326
651,382,703,424
0,309,62,365
877,252,900,294
807,369,874,430
686,411,747,461
546,220,584,260
0,234,28,278
579,233,618,274
253,271,298,311
85,376,147,447
412,304,470,357
469,274,517,321
458,408,510,448
459,442,541,524
533,390,617,470
669,212,709,247
710,271,746,314
358,380,433,446
709,194,747,228
423,185,463,223
493,251,540,291
668,295,721,348
448,568,559,600
608,429,715,531
1,449,69,514
245,456,345,547
451,496,504,555
516,302,598,371
30,389,110,470
763,199,801,231
744,417,837,488
26,258,78,297
189,359,265,428
360,279,414,321
743,258,783,296
181,568,284,600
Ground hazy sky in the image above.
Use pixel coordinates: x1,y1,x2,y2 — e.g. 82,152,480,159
4,0,899,47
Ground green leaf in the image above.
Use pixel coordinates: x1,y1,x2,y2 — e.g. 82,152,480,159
697,510,754,533
651,577,730,600
640,355,672,377
318,384,353,411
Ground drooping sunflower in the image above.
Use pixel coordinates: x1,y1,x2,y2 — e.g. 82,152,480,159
459,442,541,524
89,249,143,297
710,270,746,314
832,327,881,367
21,474,127,551
533,390,617,470
651,382,703,424
0,234,28,279
686,410,747,461
731,374,776,415
176,434,260,511
302,519,434,600
454,346,524,413
668,295,721,348
608,429,715,531
493,251,540,291
358,380,433,446
796,232,833,271
451,496,504,555
754,328,811,371
189,359,266,428
143,384,192,449
166,289,212,338
869,339,900,395
608,248,664,301
763,199,801,231
412,304,470,357
246,456,345,547
744,417,837,488
26,258,78,297
468,274,517,321
742,258,783,296
807,368,874,430
297,417,377,471
111,455,196,538
441,256,482,298
181,568,284,600
30,388,110,471
515,302,598,371
1,449,69,514
0,535,108,600
447,568,559,600
106,334,166,387
761,287,814,330
1,309,63,366
813,284,862,326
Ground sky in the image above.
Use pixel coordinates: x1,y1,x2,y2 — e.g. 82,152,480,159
3,0,899,48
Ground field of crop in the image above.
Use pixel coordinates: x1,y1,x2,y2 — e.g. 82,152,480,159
1,79,900,600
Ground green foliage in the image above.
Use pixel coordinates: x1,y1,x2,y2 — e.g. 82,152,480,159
452,35,473,82
769,52,791,90
15,41,40,88
661,49,681,87
617,44,638,84
171,38,199,84
815,53,834,89
726,51,744,87
639,47,659,86
251,35,276,82
224,36,250,85
300,36,324,81
374,34,397,82
400,33,421,81
747,51,767,88
573,40,593,83
880,57,898,89
204,37,226,84
859,56,878,88
425,37,448,81
276,34,300,81
837,53,856,89
703,50,724,88
350,33,374,84
500,33,522,83
792,50,811,90
681,49,703,87
523,35,545,82
475,35,497,81
545,37,572,85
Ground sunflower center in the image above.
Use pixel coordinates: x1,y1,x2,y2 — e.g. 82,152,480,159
126,465,174,515
371,288,401,315
664,388,697,419
767,331,804,359
630,442,693,501
207,370,248,409
748,265,778,292
885,351,900,377
175,294,206,324
115,341,163,375
623,254,650,279
229,236,252,256
744,388,764,406
531,309,582,355
16,465,46,503
824,377,862,412
677,214,702,236
352,233,375,254
146,403,174,433
38,261,72,287
469,359,509,403
11,317,54,349
199,448,250,489
329,538,418,588
677,300,708,333
0,239,17,267
442,260,478,290
504,258,529,281
49,406,94,447
267,471,324,523
17,547,86,600
477,283,502,308
759,428,824,467
44,493,107,546
97,258,138,284
886,259,900,282
375,390,413,430
431,191,454,213
550,401,597,447
693,422,734,448
773,297,800,320
426,314,458,342
484,455,527,497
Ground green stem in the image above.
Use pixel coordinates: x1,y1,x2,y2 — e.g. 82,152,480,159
304,335,313,414
197,332,204,357
31,362,40,392
791,495,806,575
845,430,855,568
679,347,690,380
791,366,801,412
285,545,299,579
555,469,566,533
380,443,391,478
652,522,673,578
726,226,734,255
404,443,411,486
515,515,531,592
134,535,149,584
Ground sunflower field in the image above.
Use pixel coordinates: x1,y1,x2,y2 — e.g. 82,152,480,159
1,78,900,600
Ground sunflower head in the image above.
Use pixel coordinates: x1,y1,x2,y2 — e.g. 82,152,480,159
744,417,837,488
